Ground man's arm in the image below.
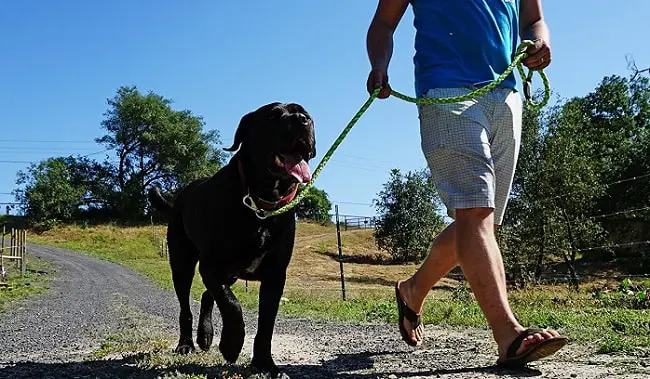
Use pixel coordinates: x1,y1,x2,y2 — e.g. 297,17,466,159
365,0,409,97
519,0,551,70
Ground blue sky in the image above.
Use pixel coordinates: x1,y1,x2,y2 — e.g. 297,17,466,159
1,1,649,217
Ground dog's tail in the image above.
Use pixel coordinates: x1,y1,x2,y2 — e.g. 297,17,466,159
147,186,174,218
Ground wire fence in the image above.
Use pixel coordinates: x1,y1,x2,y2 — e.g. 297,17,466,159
0,225,27,280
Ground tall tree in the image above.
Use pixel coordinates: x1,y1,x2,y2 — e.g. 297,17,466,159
14,156,108,224
96,86,225,219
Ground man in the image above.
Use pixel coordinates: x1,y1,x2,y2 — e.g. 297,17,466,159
365,0,568,367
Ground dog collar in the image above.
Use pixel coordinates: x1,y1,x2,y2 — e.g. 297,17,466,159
237,157,299,219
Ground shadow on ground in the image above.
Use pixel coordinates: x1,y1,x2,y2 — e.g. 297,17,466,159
0,350,542,379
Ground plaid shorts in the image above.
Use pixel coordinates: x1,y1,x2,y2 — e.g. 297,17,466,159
418,87,522,225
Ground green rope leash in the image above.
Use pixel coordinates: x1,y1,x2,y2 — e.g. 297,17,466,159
249,40,550,219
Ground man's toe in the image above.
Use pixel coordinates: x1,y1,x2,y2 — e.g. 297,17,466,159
516,330,558,356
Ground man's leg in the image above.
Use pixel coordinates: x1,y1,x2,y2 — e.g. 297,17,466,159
397,220,501,345
398,88,566,361
397,87,493,346
397,221,458,345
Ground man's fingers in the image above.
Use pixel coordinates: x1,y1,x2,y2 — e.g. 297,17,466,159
523,39,551,70
367,70,390,98
523,45,551,70
378,85,391,99
523,52,551,70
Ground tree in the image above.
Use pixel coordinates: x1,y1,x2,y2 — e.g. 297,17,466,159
373,168,446,262
295,186,332,224
499,72,650,286
96,86,225,220
14,156,107,225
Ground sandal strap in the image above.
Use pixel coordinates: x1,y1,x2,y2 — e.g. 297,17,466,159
396,285,421,327
506,328,545,358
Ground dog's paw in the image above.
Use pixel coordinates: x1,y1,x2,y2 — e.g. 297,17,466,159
174,342,195,355
218,324,245,363
251,355,281,377
197,319,214,351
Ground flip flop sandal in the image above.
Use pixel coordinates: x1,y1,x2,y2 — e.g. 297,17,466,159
394,281,422,347
496,328,569,368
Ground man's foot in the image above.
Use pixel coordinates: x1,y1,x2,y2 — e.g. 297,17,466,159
496,328,568,368
395,280,424,346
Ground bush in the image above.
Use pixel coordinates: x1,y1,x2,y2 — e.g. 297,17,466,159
373,169,446,262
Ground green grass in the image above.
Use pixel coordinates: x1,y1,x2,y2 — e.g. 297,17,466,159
0,257,54,312
30,223,650,357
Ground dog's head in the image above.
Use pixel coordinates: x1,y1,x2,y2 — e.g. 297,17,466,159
224,102,316,194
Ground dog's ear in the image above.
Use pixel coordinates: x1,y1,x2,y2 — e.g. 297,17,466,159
224,111,255,152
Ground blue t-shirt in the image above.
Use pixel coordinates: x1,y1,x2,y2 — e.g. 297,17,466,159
409,0,520,97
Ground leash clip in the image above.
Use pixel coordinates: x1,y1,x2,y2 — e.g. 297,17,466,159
242,193,268,220
523,79,532,102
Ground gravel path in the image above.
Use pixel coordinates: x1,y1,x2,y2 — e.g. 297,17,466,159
0,244,647,378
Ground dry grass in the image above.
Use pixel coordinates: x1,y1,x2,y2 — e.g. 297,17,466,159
30,222,457,302
288,223,457,300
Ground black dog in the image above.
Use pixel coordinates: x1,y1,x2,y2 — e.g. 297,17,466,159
148,102,316,376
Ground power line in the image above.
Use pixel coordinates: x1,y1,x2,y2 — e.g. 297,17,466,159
332,157,394,171
0,160,32,164
334,201,374,206
81,149,112,157
0,149,112,164
0,150,101,155
0,139,96,143
328,161,383,172
338,153,398,166
0,147,99,150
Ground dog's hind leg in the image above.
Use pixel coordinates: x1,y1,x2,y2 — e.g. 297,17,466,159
168,223,199,355
196,290,214,351
200,270,245,364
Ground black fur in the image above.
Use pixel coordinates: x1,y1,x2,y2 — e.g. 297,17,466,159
148,102,315,377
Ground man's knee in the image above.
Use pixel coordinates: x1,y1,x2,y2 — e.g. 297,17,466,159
455,207,494,226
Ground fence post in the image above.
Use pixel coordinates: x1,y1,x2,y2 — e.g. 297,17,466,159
11,228,16,269
335,205,346,301
21,230,26,275
1,224,4,279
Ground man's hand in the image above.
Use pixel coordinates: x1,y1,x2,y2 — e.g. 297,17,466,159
366,69,391,98
366,0,409,99
522,38,551,71
519,0,551,71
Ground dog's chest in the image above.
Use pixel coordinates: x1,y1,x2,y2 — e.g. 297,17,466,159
241,226,273,274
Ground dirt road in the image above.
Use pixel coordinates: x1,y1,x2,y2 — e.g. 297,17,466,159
0,244,646,378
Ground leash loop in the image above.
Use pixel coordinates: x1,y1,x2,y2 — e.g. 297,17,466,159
253,40,551,219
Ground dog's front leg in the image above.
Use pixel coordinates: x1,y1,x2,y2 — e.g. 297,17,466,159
251,271,286,376
200,269,245,364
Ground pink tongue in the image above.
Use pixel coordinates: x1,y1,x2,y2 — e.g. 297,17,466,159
284,155,311,183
